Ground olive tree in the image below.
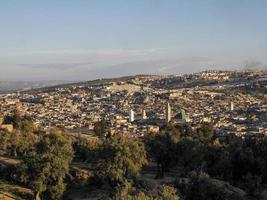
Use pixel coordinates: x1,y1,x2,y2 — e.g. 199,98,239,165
21,130,73,200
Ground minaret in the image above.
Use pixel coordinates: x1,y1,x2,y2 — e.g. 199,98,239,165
129,109,135,122
230,101,234,111
166,103,171,123
142,109,147,120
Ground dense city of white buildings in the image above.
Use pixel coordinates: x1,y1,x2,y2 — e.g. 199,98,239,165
0,70,266,139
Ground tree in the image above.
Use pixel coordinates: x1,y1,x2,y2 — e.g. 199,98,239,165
21,130,73,200
72,134,100,162
9,130,20,157
149,185,180,200
0,129,10,151
94,119,108,138
195,123,214,142
96,135,148,186
123,185,180,200
19,131,39,158
114,184,180,200
179,171,245,200
20,116,36,133
3,110,21,129
2,129,36,158
176,138,206,175
146,131,179,178
161,122,181,140
3,111,36,133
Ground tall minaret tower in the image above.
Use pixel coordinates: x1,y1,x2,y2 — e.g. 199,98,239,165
166,102,171,123
230,101,234,111
129,109,135,122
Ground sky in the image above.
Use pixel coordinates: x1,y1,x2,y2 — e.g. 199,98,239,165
0,0,267,81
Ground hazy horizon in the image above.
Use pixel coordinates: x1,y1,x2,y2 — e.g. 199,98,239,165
1,0,267,81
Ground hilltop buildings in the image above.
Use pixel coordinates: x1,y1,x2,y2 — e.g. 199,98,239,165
0,70,266,137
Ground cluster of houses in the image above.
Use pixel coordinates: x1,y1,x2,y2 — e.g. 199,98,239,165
0,71,266,138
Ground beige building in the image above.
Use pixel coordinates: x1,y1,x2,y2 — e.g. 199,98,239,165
0,124,14,132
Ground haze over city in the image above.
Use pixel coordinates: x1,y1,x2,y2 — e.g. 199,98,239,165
0,0,267,81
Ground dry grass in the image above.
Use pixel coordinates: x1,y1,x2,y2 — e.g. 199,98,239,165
0,156,20,166
0,180,33,200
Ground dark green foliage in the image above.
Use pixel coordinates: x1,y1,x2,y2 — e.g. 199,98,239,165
195,123,214,142
146,123,215,178
147,185,180,200
3,110,21,129
96,135,148,187
3,110,36,132
176,138,207,174
0,129,36,157
146,131,179,178
113,183,180,200
94,119,108,138
0,129,9,151
72,134,100,162
20,115,36,133
147,122,267,198
20,130,73,200
204,144,232,181
178,137,267,197
3,112,267,200
178,171,245,200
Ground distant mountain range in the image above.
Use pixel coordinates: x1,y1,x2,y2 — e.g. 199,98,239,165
0,80,72,93
1,70,266,93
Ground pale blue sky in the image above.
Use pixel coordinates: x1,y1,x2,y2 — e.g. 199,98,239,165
0,0,267,81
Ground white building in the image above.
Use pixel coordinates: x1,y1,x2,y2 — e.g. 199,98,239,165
129,109,135,122
142,109,147,120
166,103,171,123
230,101,234,111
